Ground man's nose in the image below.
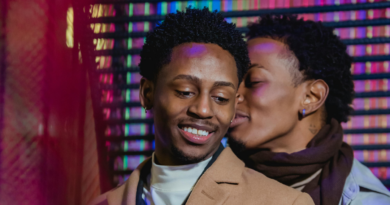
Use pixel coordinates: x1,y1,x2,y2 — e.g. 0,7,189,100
188,93,213,119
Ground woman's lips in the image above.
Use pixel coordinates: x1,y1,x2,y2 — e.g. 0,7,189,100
230,115,249,128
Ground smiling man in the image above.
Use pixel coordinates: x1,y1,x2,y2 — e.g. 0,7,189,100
90,8,314,205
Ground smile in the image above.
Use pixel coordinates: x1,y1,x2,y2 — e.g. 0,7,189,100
178,125,216,144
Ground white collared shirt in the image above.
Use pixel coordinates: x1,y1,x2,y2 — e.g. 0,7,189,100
143,153,212,205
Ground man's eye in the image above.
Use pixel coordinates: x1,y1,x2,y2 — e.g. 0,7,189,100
176,90,193,97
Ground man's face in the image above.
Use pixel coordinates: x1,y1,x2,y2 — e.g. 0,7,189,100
229,38,303,151
147,43,238,164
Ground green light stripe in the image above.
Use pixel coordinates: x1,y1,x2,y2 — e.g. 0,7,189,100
128,38,132,49
141,107,146,119
124,155,128,169
127,72,131,84
129,3,133,16
124,141,129,151
128,22,133,33
127,55,132,67
125,89,131,102
125,124,129,136
145,2,150,15
177,1,182,11
161,2,167,15
125,107,130,120
144,22,150,32
208,1,212,11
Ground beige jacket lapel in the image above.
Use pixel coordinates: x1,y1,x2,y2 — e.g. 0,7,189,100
106,158,151,205
186,147,245,205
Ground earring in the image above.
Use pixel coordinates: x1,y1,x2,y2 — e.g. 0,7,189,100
302,109,306,118
144,107,147,114
231,120,233,123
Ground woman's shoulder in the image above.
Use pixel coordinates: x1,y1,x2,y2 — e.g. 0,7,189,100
340,159,390,205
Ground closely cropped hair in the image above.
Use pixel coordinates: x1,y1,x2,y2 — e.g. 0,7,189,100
248,14,354,123
139,7,250,85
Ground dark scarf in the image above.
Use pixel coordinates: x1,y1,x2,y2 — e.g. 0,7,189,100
237,119,354,205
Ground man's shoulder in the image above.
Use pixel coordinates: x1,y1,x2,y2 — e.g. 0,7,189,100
88,157,151,205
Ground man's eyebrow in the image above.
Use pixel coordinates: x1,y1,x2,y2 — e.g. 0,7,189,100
172,74,201,83
213,81,235,90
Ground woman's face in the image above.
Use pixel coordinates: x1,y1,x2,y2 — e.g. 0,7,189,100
229,37,305,151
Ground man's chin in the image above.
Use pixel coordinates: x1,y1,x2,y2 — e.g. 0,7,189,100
170,145,210,164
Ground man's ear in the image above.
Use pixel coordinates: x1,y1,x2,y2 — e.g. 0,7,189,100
139,77,154,110
300,79,329,116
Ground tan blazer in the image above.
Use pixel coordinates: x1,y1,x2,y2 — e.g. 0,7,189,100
91,147,314,205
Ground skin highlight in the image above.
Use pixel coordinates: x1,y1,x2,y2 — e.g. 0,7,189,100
229,38,329,154
140,43,239,165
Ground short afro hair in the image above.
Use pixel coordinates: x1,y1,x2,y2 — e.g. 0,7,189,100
139,7,250,85
247,15,354,123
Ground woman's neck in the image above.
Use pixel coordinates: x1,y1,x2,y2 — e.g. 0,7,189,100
262,112,326,154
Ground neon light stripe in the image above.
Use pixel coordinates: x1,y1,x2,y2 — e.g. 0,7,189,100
127,72,131,84
145,2,150,15
124,141,129,151
144,22,150,32
128,38,132,49
170,1,176,13
208,1,213,11
157,2,162,15
127,55,132,67
125,107,130,120
126,89,131,102
141,107,146,119
125,124,129,136
124,156,128,169
129,3,133,16
161,2,167,15
128,22,133,33
177,1,182,11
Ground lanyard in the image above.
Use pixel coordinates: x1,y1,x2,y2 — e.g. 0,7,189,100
133,144,225,205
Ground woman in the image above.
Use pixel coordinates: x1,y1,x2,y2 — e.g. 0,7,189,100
228,15,390,205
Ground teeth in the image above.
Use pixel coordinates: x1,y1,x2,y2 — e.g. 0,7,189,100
192,128,198,134
182,127,210,136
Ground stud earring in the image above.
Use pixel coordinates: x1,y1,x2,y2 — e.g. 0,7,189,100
302,109,306,118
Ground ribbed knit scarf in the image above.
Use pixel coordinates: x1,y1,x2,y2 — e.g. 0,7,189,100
237,119,354,205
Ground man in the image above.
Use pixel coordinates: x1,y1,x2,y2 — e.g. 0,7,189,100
229,14,390,205
91,9,313,205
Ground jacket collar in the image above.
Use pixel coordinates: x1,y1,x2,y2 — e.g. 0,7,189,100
186,147,245,205
106,147,245,205
341,159,390,204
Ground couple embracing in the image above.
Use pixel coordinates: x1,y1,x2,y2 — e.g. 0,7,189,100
91,8,390,205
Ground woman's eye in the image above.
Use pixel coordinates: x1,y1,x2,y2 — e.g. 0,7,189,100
214,97,229,103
